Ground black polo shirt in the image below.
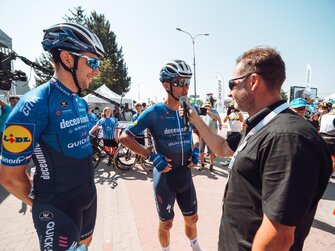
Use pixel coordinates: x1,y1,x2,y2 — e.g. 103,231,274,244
220,100,332,251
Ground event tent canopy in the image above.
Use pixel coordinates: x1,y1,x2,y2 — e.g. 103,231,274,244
83,84,132,106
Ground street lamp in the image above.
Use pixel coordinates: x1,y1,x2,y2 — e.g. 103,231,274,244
176,28,209,104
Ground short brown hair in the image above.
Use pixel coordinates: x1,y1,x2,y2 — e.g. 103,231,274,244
135,103,142,108
9,96,20,101
236,47,286,91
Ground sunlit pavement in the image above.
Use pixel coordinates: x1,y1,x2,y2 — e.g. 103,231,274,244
0,156,334,250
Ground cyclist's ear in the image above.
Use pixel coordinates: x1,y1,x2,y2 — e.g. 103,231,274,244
163,82,171,91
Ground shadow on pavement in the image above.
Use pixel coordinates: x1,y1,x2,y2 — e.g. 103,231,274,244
322,181,335,201
0,185,9,204
312,218,335,235
94,161,153,189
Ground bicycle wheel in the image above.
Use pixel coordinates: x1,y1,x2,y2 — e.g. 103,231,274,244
113,144,138,170
92,146,102,169
140,157,153,172
140,144,153,172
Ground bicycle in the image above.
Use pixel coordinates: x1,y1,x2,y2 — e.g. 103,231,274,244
90,133,106,169
113,143,153,172
90,126,153,171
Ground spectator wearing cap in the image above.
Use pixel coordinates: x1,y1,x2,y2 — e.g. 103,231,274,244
199,102,221,172
318,101,332,115
0,96,20,148
289,98,307,117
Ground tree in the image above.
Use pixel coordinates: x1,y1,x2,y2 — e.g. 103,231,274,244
34,7,131,96
34,52,54,87
85,11,131,95
281,89,288,101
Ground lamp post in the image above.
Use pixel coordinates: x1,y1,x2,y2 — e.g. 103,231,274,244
176,28,209,104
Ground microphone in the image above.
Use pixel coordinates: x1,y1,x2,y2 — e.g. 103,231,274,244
179,96,189,129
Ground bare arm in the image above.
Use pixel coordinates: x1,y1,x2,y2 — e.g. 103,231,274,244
238,112,244,122
192,128,200,148
115,127,119,141
0,100,7,109
223,115,228,123
188,106,233,157
207,109,220,121
252,214,295,251
119,132,151,159
89,124,100,135
0,164,33,206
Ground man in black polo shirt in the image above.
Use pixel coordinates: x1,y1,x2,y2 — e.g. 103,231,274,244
186,47,332,250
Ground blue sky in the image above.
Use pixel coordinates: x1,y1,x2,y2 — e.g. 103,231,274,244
1,0,334,102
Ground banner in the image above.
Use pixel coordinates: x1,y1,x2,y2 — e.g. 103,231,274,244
215,73,224,113
304,64,312,98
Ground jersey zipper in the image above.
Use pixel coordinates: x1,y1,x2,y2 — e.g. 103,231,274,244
175,110,184,165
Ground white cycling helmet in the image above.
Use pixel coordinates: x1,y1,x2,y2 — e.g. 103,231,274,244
159,60,192,83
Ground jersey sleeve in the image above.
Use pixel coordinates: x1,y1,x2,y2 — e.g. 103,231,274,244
97,118,104,126
125,106,153,137
1,89,49,166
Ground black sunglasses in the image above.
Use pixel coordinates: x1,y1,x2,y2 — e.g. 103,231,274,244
170,78,191,87
295,106,306,111
228,72,263,90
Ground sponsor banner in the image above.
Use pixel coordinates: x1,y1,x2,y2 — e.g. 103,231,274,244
215,73,224,113
305,64,312,88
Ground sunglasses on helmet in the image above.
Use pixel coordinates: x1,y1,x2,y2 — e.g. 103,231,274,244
68,51,101,70
170,78,191,87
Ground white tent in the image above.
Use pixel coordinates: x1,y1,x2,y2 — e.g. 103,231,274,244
323,92,335,101
83,84,133,106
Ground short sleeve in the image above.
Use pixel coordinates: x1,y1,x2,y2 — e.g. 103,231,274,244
1,93,48,166
261,133,323,226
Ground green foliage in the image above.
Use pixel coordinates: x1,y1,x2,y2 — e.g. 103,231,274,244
33,6,131,95
281,89,288,101
33,53,53,87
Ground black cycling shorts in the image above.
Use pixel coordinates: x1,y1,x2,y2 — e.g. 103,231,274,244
135,136,145,146
32,185,97,251
103,138,118,147
153,166,197,221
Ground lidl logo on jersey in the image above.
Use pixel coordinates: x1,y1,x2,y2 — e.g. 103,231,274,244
131,120,138,126
3,124,33,153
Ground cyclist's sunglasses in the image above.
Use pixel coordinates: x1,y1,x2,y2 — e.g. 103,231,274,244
170,78,191,87
68,51,101,70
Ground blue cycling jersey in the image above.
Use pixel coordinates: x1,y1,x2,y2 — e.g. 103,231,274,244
131,113,144,136
1,77,94,196
97,117,119,139
87,112,98,129
125,103,194,168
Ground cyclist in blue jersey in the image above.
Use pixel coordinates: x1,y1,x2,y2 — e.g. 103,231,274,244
0,23,104,251
131,103,145,146
90,107,119,165
120,60,204,251
87,104,99,130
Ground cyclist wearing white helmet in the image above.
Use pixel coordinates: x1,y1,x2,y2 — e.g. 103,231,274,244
120,60,204,251
0,23,104,251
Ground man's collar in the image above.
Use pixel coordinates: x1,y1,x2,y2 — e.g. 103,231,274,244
245,100,287,130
